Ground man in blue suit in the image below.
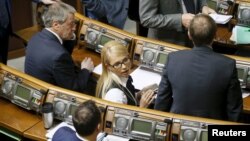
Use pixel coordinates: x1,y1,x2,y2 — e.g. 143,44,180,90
154,14,243,122
52,100,102,141
25,2,95,93
0,0,57,64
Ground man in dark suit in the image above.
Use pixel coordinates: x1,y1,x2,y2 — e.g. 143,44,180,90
154,14,243,122
0,0,11,64
52,100,102,141
25,2,95,93
82,0,129,29
0,0,57,65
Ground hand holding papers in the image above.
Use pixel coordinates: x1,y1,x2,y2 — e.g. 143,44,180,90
209,13,233,24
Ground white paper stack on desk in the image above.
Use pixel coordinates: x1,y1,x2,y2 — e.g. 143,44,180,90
209,13,233,24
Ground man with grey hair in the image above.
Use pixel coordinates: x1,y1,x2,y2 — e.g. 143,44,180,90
25,2,95,94
155,14,243,122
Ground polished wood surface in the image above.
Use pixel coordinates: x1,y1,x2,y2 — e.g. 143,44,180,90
243,95,250,114
23,121,46,141
14,25,42,45
0,99,41,135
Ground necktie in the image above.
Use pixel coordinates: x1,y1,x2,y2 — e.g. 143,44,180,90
0,0,10,29
183,0,196,14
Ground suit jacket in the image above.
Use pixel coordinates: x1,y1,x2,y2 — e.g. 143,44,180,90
52,126,82,141
82,0,129,29
154,46,243,121
139,0,207,46
25,29,91,93
0,0,11,30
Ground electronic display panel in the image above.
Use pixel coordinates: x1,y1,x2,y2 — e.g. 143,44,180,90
69,104,78,116
99,35,114,46
200,131,208,141
157,53,168,66
15,85,31,100
131,119,152,135
237,68,245,80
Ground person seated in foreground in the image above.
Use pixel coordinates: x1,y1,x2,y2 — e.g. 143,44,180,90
96,40,155,108
52,100,103,141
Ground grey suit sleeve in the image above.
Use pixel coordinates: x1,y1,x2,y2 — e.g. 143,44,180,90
199,0,208,11
154,55,173,112
139,0,182,31
226,61,243,121
53,53,90,93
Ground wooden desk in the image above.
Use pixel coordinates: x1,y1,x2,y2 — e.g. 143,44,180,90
14,25,250,113
243,95,250,114
0,99,41,135
14,25,42,46
23,121,46,141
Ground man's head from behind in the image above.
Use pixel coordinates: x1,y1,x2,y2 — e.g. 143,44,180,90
73,100,101,138
188,14,217,47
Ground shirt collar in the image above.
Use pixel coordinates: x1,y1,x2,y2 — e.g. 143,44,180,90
75,132,87,141
120,77,128,87
45,28,63,44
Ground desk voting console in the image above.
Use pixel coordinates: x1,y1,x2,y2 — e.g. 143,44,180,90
0,63,244,141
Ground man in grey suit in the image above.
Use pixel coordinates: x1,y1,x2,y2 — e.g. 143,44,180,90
154,14,243,122
139,0,215,47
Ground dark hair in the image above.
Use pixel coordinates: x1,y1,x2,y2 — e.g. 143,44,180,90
73,100,101,136
189,14,217,46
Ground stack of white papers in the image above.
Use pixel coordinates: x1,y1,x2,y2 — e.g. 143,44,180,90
130,67,161,90
209,13,233,24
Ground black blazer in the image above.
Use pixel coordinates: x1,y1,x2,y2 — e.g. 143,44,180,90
154,46,243,121
25,29,91,93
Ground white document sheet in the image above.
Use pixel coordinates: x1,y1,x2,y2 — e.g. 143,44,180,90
130,67,162,90
209,13,232,24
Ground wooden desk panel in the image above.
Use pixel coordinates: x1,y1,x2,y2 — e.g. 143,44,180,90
14,25,42,45
243,96,250,114
23,121,46,141
72,46,101,66
0,99,41,135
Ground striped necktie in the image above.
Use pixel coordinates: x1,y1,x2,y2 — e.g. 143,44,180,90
183,0,196,14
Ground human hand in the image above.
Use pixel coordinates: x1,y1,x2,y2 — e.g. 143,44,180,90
181,13,195,28
81,57,94,72
202,6,216,14
41,0,60,4
139,89,155,108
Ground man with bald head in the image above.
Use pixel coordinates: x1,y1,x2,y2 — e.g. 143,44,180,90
154,14,243,122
